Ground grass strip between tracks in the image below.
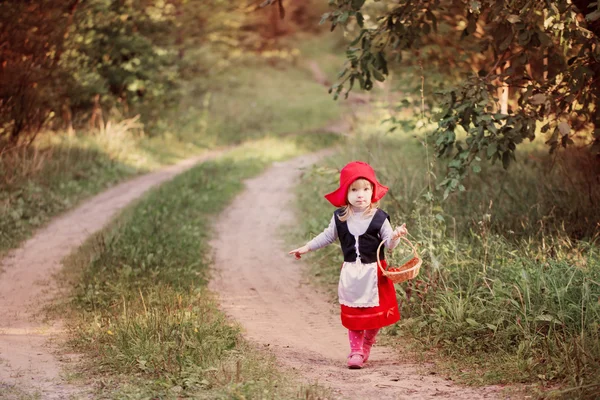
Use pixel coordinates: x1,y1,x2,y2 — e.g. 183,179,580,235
60,135,339,399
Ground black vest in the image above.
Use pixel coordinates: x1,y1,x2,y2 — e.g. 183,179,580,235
334,208,389,263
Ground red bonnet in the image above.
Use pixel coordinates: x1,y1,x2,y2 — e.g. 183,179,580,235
324,161,389,207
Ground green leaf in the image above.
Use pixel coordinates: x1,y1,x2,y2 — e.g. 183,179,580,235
486,143,497,158
448,159,462,168
469,0,481,13
371,68,385,82
339,11,350,23
498,30,514,51
530,93,546,105
502,151,511,169
537,31,552,46
443,186,451,200
486,323,497,331
466,15,477,35
356,12,365,28
506,14,521,23
535,314,556,323
422,22,431,35
351,0,366,10
586,9,600,22
558,121,570,135
517,30,531,46
425,10,438,32
337,67,349,79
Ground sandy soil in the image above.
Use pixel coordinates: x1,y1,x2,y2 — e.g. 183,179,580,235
0,151,222,399
210,153,508,400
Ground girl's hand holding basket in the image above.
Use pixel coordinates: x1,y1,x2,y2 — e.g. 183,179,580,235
378,225,422,284
392,223,408,240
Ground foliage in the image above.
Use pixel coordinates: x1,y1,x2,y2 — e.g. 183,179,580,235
0,140,138,257
0,0,332,142
318,0,600,194
0,27,344,257
0,0,178,141
294,132,600,396
0,0,75,141
61,0,179,121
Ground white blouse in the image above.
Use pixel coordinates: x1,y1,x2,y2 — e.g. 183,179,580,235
307,208,401,308
307,208,400,254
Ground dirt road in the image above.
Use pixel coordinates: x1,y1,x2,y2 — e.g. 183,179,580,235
0,151,222,399
1,149,506,399
210,153,505,400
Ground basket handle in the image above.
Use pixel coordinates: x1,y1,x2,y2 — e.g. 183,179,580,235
377,237,419,275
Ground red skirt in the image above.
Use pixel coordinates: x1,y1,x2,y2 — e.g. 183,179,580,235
340,260,400,330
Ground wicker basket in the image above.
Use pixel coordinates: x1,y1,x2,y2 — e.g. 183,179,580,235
377,237,422,284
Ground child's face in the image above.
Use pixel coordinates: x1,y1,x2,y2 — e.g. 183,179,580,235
347,179,373,209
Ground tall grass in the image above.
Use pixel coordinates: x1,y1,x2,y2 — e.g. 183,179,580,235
0,34,344,257
61,136,338,398
0,133,140,257
294,129,600,398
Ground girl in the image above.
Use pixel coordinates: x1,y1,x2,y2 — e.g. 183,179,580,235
289,161,407,369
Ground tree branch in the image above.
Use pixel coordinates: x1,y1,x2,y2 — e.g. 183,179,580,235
571,0,600,38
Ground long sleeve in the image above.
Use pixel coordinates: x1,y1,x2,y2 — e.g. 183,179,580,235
307,215,338,251
380,219,401,249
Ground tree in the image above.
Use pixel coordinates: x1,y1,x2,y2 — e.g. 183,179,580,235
1,0,328,143
0,1,79,142
318,0,600,196
62,0,180,130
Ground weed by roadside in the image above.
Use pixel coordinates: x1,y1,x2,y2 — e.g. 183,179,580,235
292,130,600,399
0,383,41,400
0,40,344,259
59,136,338,399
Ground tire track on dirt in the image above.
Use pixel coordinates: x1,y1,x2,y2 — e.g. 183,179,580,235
0,150,224,399
210,153,505,400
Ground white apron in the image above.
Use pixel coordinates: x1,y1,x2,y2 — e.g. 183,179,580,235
338,259,379,308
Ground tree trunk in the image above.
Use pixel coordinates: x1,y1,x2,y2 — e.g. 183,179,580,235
62,100,74,136
497,61,510,114
89,94,104,131
270,3,281,38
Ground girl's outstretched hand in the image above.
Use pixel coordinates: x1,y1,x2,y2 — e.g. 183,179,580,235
392,223,408,240
288,245,310,260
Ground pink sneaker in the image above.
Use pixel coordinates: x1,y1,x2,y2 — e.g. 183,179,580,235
347,353,364,369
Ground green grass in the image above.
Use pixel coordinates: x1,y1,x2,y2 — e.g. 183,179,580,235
58,135,338,399
1,28,346,398
0,137,141,257
0,384,41,400
180,49,344,146
291,116,600,398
